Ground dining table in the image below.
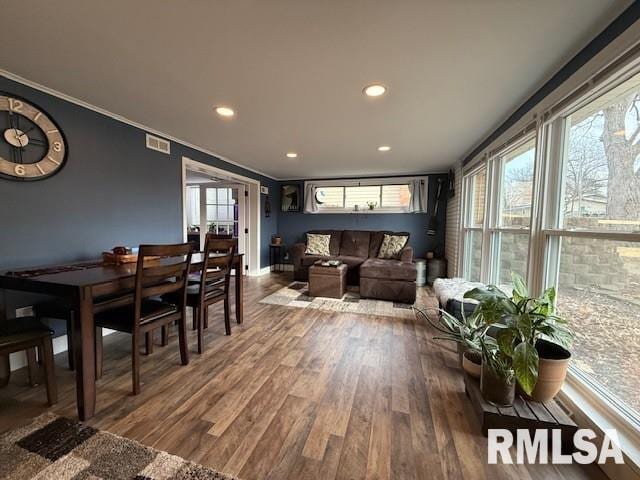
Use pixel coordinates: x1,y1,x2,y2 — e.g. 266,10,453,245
0,252,244,420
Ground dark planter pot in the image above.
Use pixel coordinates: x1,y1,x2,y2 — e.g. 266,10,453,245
530,339,571,402
481,362,515,407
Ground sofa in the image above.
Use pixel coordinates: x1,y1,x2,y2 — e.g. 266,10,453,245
290,229,417,303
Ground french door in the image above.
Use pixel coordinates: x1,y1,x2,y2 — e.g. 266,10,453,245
198,183,246,255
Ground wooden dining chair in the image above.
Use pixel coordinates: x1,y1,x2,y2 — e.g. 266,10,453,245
33,300,75,370
0,316,57,405
167,236,235,353
34,292,145,378
93,243,193,395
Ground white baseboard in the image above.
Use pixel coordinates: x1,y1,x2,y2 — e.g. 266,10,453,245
9,329,115,372
254,265,293,276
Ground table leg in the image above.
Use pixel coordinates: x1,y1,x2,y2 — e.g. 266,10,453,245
74,286,96,420
236,257,243,324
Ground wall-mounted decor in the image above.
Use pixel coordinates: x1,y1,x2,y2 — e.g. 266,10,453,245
265,194,271,217
260,185,269,195
281,184,301,212
0,92,67,181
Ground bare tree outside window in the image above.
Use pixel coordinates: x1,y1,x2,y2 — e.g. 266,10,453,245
563,74,640,229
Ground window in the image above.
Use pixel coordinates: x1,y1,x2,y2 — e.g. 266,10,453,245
186,186,200,228
495,232,529,286
382,184,411,208
461,168,486,281
560,71,640,232
490,137,536,286
345,185,381,208
312,180,413,213
544,70,640,424
500,139,535,228
458,59,640,455
315,186,344,208
205,187,238,236
553,237,640,417
465,230,483,282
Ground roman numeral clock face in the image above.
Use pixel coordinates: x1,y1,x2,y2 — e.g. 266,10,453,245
0,94,67,181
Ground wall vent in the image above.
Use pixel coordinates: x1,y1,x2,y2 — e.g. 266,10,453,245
146,134,171,154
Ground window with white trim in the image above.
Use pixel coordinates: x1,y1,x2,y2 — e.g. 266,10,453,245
461,168,486,281
459,65,640,430
490,136,536,287
312,180,413,213
543,70,640,423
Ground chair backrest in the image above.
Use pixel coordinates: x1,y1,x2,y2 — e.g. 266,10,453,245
201,235,236,297
134,243,193,325
207,233,233,240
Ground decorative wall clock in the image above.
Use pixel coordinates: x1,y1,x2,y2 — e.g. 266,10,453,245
0,93,67,181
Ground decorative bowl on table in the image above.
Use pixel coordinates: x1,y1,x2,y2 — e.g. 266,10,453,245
102,246,138,265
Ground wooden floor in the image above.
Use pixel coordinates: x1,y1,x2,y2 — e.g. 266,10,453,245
0,274,606,480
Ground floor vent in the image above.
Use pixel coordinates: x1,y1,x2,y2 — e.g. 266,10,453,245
145,134,171,154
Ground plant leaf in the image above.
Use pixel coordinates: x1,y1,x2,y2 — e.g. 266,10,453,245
516,312,533,340
496,328,516,357
513,342,539,395
511,272,529,300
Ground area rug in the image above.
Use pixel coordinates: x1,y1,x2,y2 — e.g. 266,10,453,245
0,413,237,480
259,281,415,319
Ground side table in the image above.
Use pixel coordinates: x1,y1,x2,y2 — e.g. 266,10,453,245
269,244,286,272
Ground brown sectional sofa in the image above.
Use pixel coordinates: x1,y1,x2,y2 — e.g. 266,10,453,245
290,229,417,303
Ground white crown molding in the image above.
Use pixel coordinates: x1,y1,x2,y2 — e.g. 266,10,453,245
0,68,279,181
277,171,447,182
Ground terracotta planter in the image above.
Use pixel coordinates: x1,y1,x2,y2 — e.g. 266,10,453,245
530,339,571,402
462,350,482,378
481,362,515,406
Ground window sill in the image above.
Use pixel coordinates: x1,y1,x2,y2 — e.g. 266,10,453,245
559,369,640,478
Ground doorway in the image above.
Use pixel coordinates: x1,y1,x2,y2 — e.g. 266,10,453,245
181,157,261,275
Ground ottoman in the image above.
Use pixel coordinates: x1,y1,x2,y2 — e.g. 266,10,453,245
309,263,347,299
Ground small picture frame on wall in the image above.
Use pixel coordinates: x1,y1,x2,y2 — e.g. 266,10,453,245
281,184,301,212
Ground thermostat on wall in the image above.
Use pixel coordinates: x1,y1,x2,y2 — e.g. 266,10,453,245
260,186,269,195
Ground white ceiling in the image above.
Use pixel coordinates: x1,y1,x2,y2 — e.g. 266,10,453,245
0,1,632,180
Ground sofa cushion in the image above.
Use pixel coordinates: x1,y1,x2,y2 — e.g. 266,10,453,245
339,230,371,257
336,255,366,269
302,254,330,267
305,233,331,256
378,234,409,259
360,258,417,282
369,231,411,258
308,230,342,255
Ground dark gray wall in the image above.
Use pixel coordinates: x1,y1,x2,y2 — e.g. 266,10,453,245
277,175,447,259
0,76,279,273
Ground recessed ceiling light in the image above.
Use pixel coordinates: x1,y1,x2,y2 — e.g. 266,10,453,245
377,145,391,152
286,152,298,158
363,84,387,97
215,106,235,117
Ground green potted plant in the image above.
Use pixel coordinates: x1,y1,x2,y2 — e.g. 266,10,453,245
366,201,377,211
464,273,573,401
414,305,484,377
479,336,516,406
